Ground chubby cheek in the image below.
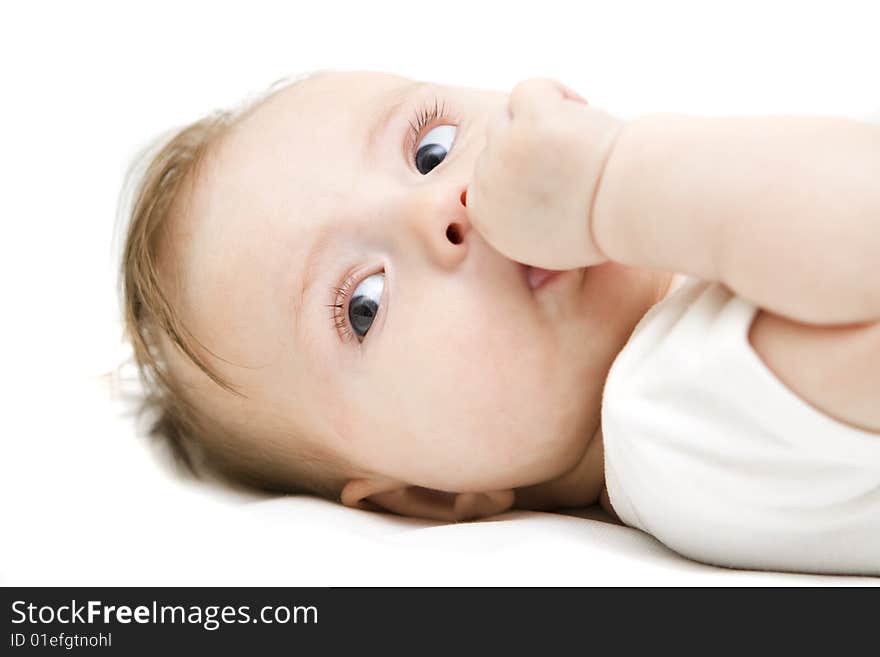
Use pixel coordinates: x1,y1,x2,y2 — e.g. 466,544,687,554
344,276,603,489
368,334,586,491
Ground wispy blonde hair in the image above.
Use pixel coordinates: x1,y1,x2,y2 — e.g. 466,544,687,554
116,70,344,499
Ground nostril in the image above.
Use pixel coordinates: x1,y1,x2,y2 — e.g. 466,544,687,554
460,189,467,207
446,223,463,244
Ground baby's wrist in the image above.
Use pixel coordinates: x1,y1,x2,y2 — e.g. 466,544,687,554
587,116,629,264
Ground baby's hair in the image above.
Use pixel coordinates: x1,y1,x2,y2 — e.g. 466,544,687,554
116,69,343,499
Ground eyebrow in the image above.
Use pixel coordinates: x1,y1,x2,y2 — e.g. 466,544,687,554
365,80,426,155
295,80,425,335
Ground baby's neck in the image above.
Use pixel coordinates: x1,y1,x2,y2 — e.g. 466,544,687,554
513,422,606,512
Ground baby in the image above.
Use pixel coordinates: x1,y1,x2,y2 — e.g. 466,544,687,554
119,70,880,576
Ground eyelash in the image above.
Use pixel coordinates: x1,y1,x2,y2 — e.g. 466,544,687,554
405,95,459,158
326,95,458,343
326,271,361,344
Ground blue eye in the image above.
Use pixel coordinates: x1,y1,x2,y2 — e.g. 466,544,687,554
342,272,384,342
414,125,456,175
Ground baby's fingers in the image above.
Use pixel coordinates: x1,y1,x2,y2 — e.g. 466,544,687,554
467,143,513,253
483,103,510,150
508,78,588,123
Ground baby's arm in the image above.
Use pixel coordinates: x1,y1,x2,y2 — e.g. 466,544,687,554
592,115,880,325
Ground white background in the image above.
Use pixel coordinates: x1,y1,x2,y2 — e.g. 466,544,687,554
1,0,878,585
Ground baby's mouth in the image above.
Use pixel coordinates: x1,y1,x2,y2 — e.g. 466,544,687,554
523,264,564,291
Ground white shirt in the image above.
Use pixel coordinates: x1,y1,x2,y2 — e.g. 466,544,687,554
602,277,880,575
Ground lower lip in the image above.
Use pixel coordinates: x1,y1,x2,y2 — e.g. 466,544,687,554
526,266,565,291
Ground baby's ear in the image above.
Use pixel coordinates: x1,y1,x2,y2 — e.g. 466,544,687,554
340,478,514,522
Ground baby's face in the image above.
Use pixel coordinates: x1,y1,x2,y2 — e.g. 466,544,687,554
167,71,656,494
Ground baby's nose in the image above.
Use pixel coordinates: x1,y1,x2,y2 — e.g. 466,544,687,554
445,187,469,245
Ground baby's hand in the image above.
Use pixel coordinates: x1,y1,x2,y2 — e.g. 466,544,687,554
467,78,624,270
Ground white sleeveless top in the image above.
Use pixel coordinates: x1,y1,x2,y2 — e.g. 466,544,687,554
601,278,880,576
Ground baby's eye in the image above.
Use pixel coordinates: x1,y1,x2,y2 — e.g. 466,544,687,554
414,125,456,175
348,273,385,340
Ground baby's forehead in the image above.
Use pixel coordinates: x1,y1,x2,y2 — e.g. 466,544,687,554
199,70,411,210
225,69,412,149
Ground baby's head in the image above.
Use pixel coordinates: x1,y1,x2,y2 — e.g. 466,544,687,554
120,70,662,521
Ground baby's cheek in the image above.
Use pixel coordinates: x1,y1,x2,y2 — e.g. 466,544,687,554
308,376,361,453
